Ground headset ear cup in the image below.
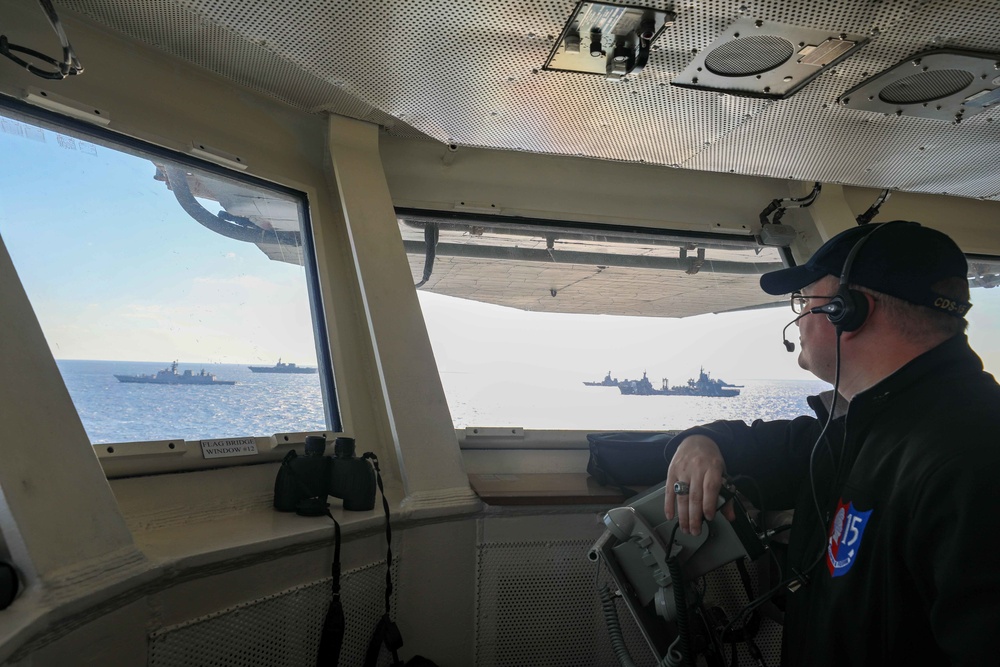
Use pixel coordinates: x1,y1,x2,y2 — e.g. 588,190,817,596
826,287,869,333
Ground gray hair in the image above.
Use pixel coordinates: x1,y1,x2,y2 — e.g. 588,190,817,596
855,277,969,341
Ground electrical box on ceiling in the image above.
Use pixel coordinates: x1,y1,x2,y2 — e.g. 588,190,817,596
758,223,797,247
544,1,676,81
672,18,869,99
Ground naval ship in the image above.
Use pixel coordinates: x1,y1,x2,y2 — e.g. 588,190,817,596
616,369,742,397
247,359,318,374
114,361,237,385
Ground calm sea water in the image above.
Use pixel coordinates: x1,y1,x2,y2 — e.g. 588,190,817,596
55,360,830,444
57,360,328,444
441,372,830,431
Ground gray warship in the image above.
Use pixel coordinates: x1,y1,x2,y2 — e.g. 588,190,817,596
247,358,317,374
114,361,236,385
586,368,741,397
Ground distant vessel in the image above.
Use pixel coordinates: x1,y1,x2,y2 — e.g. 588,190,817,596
247,358,317,374
114,361,236,385
620,369,741,397
587,367,741,397
582,371,620,387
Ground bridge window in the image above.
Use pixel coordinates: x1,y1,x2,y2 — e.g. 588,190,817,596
401,215,825,431
967,256,1000,373
404,215,1000,432
0,106,336,444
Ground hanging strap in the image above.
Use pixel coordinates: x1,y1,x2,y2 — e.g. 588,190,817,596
368,453,394,616
315,511,343,666
362,452,404,667
313,451,399,666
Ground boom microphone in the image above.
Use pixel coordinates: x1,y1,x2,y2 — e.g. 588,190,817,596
810,301,843,317
781,313,810,352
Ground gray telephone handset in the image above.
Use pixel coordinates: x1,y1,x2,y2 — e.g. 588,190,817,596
589,481,767,662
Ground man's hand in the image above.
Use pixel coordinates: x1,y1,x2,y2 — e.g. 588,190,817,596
664,434,732,536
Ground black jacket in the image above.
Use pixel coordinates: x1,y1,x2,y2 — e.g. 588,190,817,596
666,335,1000,666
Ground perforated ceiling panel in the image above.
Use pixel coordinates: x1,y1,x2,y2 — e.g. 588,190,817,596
59,0,1000,199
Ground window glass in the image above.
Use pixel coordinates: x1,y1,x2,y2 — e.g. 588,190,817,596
406,217,1000,431
966,256,1000,374
0,108,331,444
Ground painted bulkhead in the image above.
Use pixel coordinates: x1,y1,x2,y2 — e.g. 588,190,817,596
0,1,998,665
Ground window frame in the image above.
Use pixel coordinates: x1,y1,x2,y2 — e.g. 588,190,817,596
0,95,342,472
396,208,813,435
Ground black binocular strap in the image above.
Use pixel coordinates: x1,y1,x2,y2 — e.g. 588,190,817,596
367,453,394,617
362,452,404,667
316,511,343,667
311,452,398,666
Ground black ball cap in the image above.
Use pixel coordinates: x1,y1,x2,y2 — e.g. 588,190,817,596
760,221,971,316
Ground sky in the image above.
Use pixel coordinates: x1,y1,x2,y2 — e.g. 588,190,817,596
417,289,1000,382
2,112,1000,380
417,291,820,382
0,116,318,365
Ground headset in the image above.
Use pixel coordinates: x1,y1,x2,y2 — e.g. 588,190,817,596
812,221,902,334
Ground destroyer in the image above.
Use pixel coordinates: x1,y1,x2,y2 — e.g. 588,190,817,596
114,361,236,385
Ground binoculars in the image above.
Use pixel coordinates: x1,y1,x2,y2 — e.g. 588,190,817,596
273,435,376,515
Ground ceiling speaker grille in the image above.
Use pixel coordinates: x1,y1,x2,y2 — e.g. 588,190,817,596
839,49,999,126
704,36,795,76
878,69,976,104
672,18,868,99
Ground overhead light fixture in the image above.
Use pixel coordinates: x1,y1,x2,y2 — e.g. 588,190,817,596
672,18,869,99
544,1,676,81
838,49,1000,122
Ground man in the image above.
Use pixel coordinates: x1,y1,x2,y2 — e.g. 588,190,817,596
662,221,1000,666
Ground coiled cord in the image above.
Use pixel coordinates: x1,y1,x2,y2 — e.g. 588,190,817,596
599,584,637,667
667,556,694,667
599,584,684,667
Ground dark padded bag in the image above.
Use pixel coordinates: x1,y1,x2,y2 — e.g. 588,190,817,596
586,432,676,494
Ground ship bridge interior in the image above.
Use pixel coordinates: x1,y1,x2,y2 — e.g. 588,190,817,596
0,0,998,665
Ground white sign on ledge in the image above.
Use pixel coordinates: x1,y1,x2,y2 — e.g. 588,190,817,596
200,437,259,459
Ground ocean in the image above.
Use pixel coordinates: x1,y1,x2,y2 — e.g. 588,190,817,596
57,360,328,445
55,360,831,445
